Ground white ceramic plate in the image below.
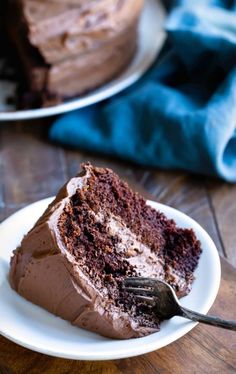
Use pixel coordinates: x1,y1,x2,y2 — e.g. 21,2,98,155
0,197,221,360
0,0,166,121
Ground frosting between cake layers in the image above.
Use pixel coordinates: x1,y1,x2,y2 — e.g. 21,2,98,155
92,210,191,294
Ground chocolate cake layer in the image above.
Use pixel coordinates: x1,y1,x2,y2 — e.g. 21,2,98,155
9,163,202,339
6,15,48,92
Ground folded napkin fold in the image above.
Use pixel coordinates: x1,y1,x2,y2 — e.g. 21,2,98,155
50,0,236,182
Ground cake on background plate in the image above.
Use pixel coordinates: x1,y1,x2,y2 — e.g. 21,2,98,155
9,163,202,339
5,0,144,107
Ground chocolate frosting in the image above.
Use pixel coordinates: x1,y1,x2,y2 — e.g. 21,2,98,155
36,0,143,64
22,0,143,47
9,165,158,339
47,23,137,96
7,0,143,102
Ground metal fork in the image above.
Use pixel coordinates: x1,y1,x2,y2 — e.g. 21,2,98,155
124,277,236,331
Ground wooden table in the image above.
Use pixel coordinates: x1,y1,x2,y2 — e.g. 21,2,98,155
0,121,235,374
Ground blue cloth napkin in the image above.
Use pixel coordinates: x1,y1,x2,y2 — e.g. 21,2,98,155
49,0,236,182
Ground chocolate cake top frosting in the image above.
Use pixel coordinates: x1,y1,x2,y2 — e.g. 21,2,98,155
9,163,202,339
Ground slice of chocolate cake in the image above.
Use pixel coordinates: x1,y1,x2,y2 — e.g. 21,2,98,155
9,163,202,339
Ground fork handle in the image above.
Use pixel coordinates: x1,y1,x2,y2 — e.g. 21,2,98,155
179,307,236,331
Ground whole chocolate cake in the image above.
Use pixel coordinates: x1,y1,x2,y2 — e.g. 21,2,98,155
9,163,202,339
5,0,144,107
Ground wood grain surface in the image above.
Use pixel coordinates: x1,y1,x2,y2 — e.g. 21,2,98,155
0,122,236,373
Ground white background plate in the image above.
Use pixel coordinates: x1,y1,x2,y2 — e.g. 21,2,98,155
0,197,221,360
0,0,166,121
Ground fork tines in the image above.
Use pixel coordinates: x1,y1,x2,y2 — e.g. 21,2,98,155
124,277,156,303
124,277,157,287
